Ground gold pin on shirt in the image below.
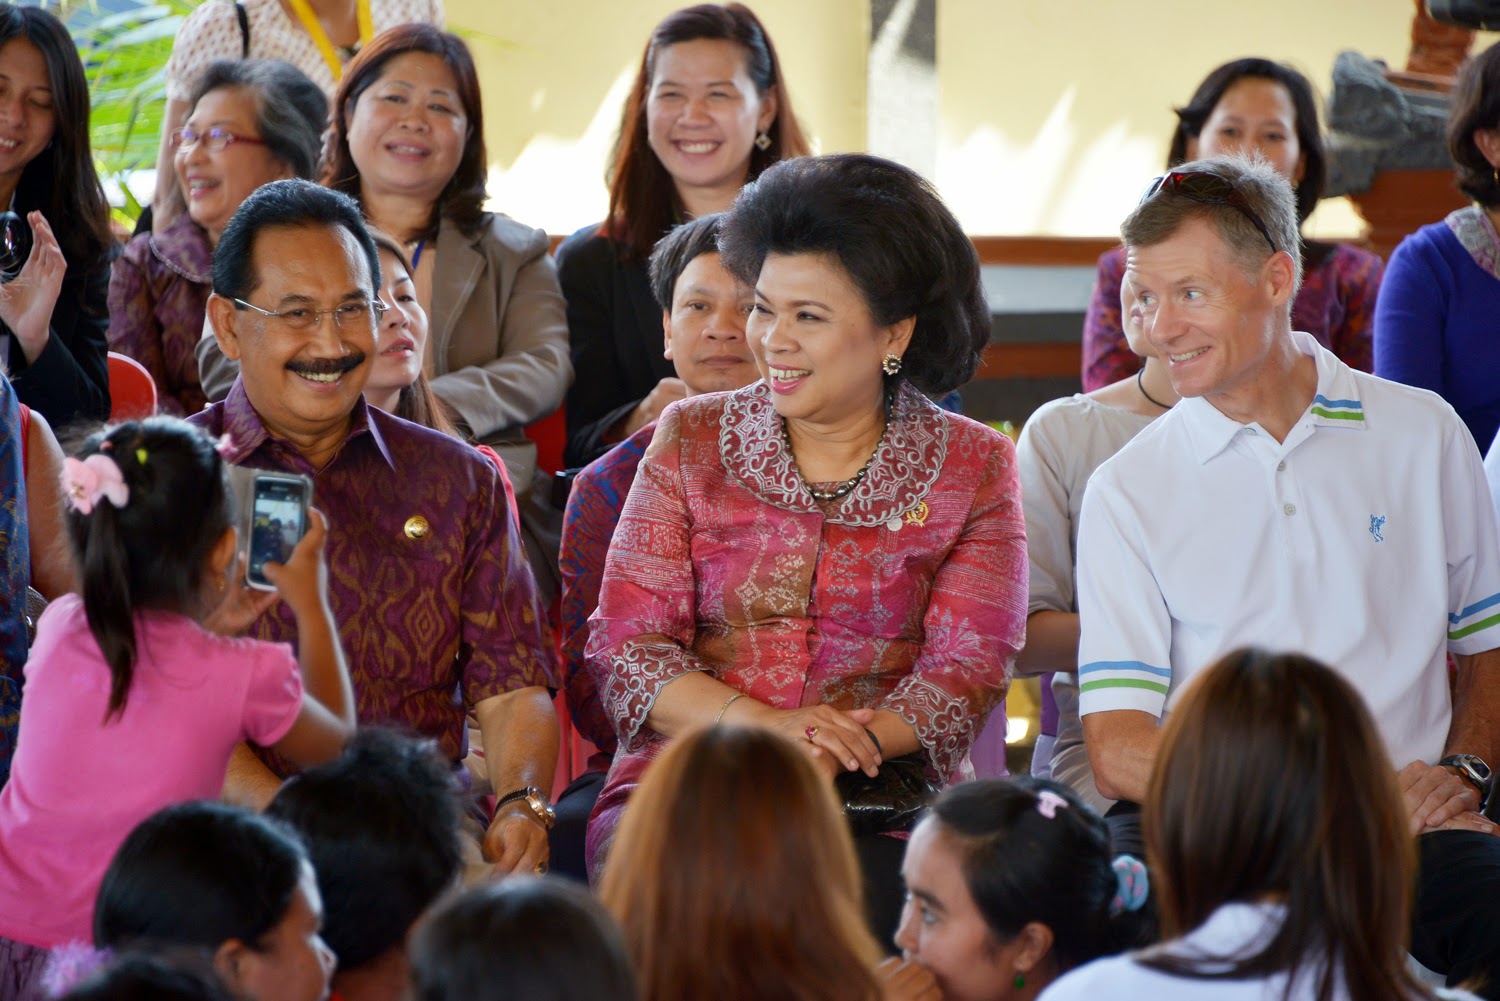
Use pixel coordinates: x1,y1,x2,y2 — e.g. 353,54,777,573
404,515,430,540
903,502,929,528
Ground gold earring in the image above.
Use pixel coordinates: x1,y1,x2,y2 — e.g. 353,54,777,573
881,353,902,376
755,130,772,151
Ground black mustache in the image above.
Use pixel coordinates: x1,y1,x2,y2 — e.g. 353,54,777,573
286,353,366,376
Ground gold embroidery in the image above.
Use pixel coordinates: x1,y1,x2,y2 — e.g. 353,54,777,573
904,502,929,528
404,515,430,540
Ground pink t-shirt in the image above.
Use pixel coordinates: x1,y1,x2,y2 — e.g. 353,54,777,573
0,595,302,948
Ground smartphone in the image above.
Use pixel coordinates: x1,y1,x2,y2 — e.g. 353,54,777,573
242,472,313,591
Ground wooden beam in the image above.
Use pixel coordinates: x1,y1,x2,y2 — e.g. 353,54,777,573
977,342,1081,381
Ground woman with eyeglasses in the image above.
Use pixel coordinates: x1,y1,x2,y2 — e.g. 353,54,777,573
1080,58,1383,394
1377,42,1500,454
108,60,326,417
557,2,811,467
0,7,114,431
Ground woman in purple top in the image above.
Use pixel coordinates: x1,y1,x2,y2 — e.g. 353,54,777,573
1081,58,1383,392
1374,42,1500,452
106,59,325,416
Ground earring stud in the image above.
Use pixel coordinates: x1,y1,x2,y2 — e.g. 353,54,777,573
881,353,902,376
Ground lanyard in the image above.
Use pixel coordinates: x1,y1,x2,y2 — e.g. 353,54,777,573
286,0,373,81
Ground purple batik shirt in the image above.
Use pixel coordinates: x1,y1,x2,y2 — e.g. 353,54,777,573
106,215,215,416
190,381,554,772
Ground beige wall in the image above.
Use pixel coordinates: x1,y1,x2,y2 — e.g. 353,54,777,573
449,1,1497,239
447,0,868,236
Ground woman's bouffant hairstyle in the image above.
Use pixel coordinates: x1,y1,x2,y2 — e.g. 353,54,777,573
927,779,1149,972
599,726,882,1001
322,24,487,237
718,153,989,397
63,418,232,721
1167,57,1326,225
606,3,810,261
1448,41,1500,208
1143,648,1440,1001
411,878,639,1001
363,228,457,437
95,802,309,956
0,6,112,309
187,60,329,182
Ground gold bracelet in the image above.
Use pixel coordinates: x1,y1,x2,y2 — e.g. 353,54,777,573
714,692,745,725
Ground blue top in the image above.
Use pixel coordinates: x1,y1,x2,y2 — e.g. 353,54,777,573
0,374,30,787
1374,211,1500,450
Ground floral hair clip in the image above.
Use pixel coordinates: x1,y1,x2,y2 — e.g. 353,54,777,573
61,454,129,514
40,940,113,996
1035,789,1069,819
1110,854,1150,915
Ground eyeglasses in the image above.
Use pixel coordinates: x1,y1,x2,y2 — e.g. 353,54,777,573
232,298,388,331
1138,170,1279,254
171,126,267,153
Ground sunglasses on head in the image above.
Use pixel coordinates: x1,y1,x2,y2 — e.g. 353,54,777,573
1138,170,1279,255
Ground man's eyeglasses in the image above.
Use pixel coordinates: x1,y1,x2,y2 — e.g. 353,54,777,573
233,298,388,331
1138,170,1279,255
171,126,267,153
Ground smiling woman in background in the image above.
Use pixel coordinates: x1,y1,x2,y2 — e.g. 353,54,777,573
557,2,810,467
108,59,326,416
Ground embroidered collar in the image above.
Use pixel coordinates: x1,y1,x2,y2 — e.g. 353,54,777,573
1445,205,1500,282
718,381,949,526
219,377,394,472
1180,331,1365,464
147,213,214,285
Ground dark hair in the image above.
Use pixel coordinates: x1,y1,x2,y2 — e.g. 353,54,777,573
95,802,309,955
188,60,329,181
1166,57,1326,225
266,729,463,971
718,153,988,396
212,179,380,303
322,24,487,236
600,726,880,1001
63,418,232,720
411,878,639,1001
59,952,235,1001
647,212,726,309
606,3,811,261
0,6,112,306
363,228,457,437
927,779,1145,972
1448,41,1500,208
1143,648,1437,1001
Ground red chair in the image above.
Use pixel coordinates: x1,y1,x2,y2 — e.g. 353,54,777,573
523,404,567,475
107,352,158,420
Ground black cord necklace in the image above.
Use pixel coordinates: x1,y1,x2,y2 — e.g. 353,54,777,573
1137,369,1174,411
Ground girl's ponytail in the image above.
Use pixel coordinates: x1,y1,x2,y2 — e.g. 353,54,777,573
61,420,233,721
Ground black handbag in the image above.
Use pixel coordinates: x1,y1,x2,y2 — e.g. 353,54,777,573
834,752,940,836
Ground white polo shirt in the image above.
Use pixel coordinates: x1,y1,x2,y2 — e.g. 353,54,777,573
1076,331,1500,766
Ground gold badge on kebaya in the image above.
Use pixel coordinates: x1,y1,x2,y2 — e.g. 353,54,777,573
404,515,430,540
885,502,929,532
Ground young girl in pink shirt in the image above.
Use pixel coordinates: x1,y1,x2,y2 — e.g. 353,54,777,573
0,417,356,998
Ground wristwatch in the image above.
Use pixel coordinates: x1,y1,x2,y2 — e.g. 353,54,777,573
1440,754,1493,799
497,785,556,830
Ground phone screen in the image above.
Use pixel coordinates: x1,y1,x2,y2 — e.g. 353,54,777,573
246,476,308,588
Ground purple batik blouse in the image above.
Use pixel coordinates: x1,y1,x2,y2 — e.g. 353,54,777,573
107,215,215,416
190,381,554,769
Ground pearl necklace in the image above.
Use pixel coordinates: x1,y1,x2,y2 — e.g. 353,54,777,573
782,417,886,503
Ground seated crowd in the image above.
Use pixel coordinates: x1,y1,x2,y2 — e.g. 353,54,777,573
3,2,1500,1000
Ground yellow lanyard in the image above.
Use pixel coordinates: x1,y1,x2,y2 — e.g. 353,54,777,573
286,0,373,81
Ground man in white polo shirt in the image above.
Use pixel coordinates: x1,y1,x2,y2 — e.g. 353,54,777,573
1075,154,1500,990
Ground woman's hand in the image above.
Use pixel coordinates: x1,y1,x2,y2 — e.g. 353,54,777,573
262,508,332,624
0,211,66,362
757,703,882,778
878,957,941,1001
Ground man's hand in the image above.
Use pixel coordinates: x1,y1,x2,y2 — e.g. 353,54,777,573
1429,810,1498,836
1400,759,1482,834
482,803,551,875
623,378,689,437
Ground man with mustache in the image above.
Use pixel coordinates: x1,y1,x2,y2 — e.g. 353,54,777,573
192,180,558,876
551,212,760,879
